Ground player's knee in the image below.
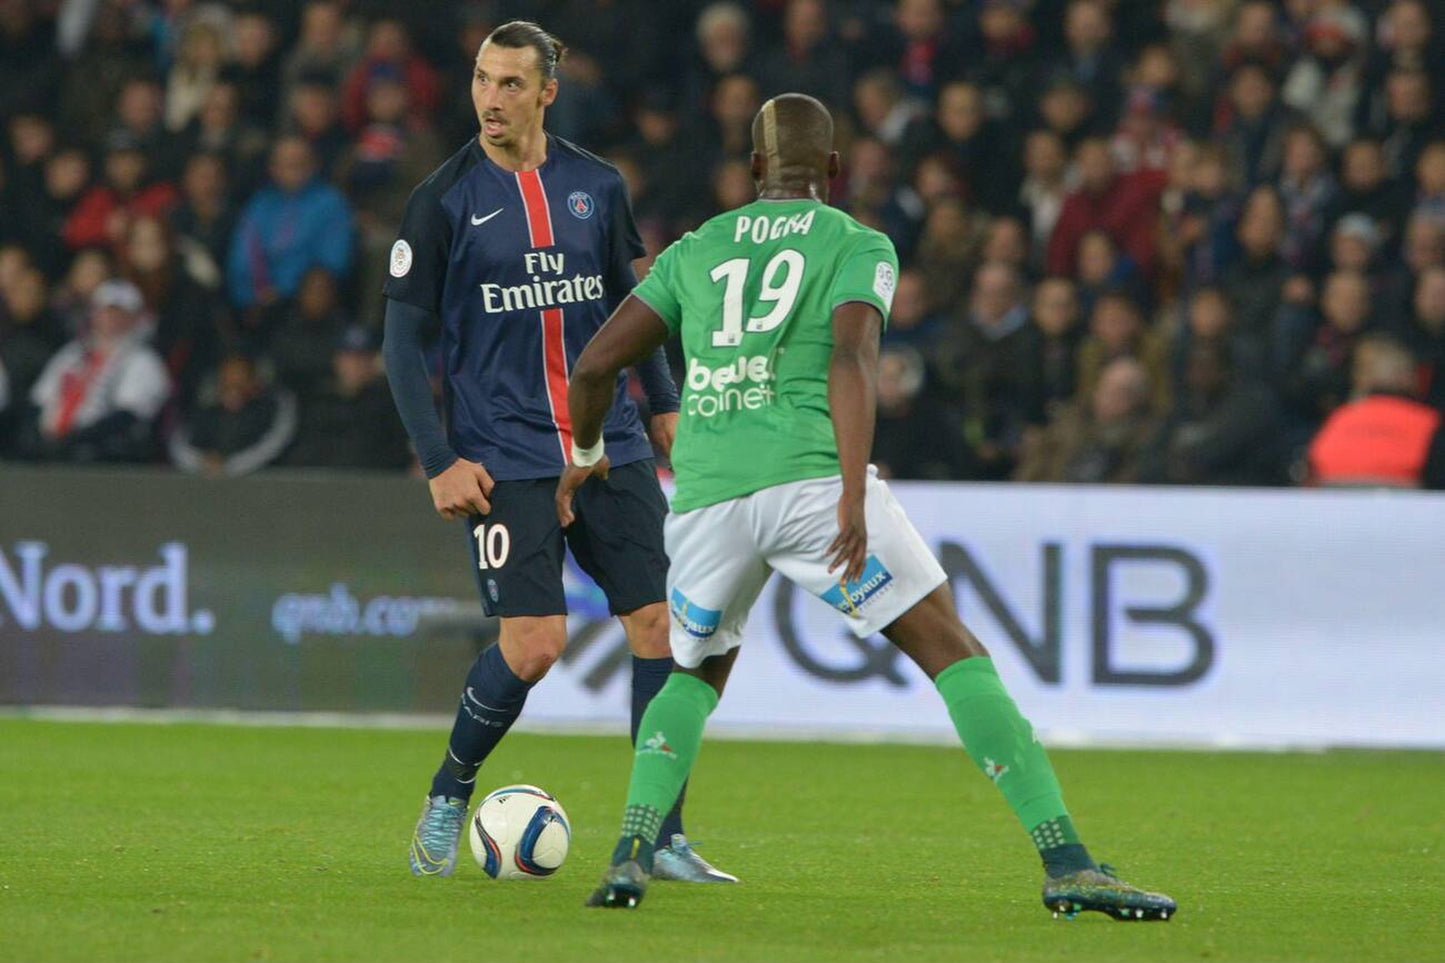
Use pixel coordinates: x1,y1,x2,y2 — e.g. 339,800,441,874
502,624,568,681
622,603,671,659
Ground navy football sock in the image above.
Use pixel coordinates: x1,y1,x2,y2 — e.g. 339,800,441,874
429,644,534,801
631,656,687,842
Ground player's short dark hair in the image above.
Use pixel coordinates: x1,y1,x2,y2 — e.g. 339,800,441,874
485,21,567,80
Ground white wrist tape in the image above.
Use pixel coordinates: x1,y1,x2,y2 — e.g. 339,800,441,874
570,436,605,467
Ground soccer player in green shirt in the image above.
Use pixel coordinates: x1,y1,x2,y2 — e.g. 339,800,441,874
555,93,1177,921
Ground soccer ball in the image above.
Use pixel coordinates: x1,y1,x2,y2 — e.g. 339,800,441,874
468,784,571,879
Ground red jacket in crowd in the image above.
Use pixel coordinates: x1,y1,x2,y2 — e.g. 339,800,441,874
64,183,180,252
1309,394,1445,488
1046,169,1168,280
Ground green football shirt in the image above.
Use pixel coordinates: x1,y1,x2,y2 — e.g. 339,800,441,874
633,198,898,512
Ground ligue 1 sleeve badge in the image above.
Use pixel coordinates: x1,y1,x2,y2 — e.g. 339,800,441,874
389,239,413,277
567,191,595,220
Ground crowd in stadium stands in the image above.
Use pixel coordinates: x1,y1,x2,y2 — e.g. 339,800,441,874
2,0,1444,487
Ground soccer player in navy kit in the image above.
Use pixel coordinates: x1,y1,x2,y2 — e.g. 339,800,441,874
382,21,733,883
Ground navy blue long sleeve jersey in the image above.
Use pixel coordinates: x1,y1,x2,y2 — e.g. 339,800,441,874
383,134,663,480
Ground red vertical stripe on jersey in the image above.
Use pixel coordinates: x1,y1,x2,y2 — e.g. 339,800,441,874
541,307,571,459
515,169,554,248
516,169,568,459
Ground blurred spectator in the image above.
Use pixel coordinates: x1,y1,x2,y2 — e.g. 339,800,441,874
1327,213,1383,280
170,151,236,271
1016,356,1159,483
1307,336,1445,487
1075,229,1143,313
757,0,850,109
1359,0,1442,129
56,4,148,140
280,74,350,180
285,326,411,470
684,2,755,115
1373,67,1441,180
700,73,762,160
872,345,964,480
1281,7,1366,149
1395,265,1445,410
0,0,60,118
340,18,438,134
51,248,115,335
854,68,927,148
968,0,1039,125
1027,276,1086,414
1162,142,1242,291
843,137,924,259
226,9,283,130
123,214,226,409
1141,338,1283,485
1018,129,1072,265
880,0,969,101
1277,124,1337,273
108,77,178,174
175,82,270,197
1325,137,1409,248
1060,0,1126,130
270,268,348,398
1219,1,1289,76
279,1,360,97
1076,290,1171,411
1220,185,1291,340
1036,73,1096,149
914,197,985,310
63,132,180,256
1217,61,1299,186
338,71,445,327
1414,141,1445,223
933,261,1040,478
881,268,944,349
900,80,1016,214
169,353,297,476
0,266,63,439
1281,270,1375,429
24,280,171,464
1182,284,1264,377
165,20,227,133
1047,137,1167,280
226,137,354,314
8,137,89,279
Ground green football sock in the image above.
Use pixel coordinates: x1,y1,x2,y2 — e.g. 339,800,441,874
935,656,1092,873
610,672,718,870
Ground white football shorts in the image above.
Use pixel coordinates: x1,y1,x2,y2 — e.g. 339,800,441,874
664,467,947,668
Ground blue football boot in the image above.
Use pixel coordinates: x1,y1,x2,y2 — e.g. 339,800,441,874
651,834,738,884
408,795,468,877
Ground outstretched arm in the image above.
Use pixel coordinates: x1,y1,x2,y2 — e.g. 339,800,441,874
556,294,672,525
826,300,883,584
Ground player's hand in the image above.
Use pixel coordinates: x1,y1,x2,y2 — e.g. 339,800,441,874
648,412,678,458
827,492,868,585
428,458,495,520
555,456,610,528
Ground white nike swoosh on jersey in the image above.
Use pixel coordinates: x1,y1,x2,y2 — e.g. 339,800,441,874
471,209,503,226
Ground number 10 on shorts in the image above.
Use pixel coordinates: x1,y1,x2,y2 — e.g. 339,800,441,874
473,523,511,570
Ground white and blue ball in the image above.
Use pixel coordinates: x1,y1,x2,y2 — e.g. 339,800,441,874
468,785,571,880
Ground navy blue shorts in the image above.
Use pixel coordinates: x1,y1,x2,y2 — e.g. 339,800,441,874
465,459,669,619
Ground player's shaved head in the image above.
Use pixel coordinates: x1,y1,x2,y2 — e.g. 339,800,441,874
750,93,840,201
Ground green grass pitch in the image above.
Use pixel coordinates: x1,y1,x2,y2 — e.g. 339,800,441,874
1,719,1440,962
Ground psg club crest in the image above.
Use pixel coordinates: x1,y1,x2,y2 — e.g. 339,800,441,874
567,191,595,220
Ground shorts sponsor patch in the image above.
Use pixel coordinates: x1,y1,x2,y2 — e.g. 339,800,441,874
670,587,722,639
821,555,895,616
389,239,413,277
